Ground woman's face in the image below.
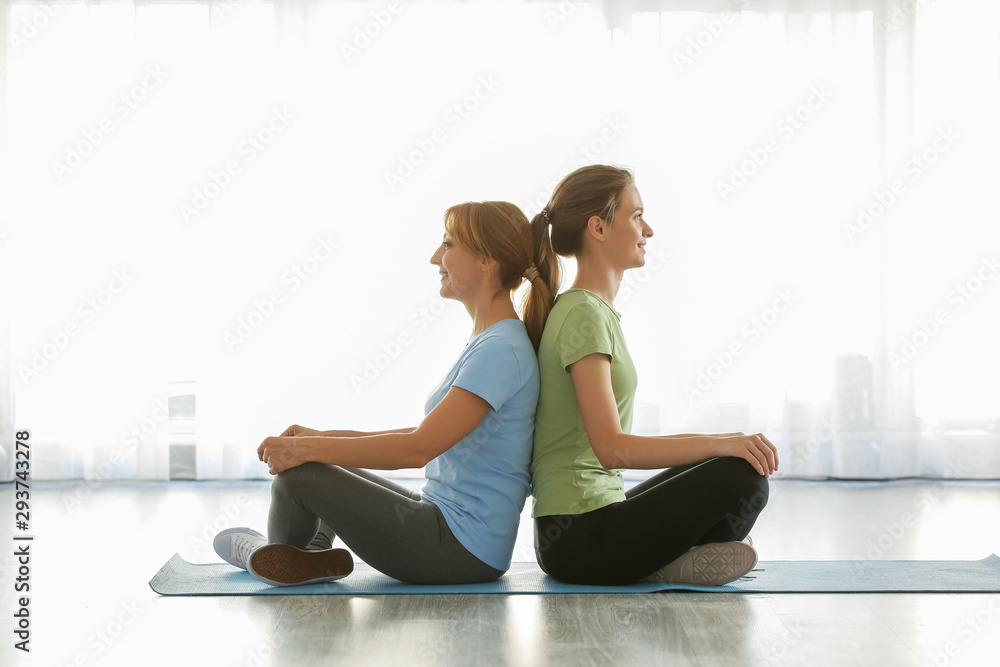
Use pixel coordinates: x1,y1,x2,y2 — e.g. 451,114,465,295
430,233,485,302
605,185,653,270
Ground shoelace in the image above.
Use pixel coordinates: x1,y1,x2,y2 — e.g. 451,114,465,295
232,534,259,567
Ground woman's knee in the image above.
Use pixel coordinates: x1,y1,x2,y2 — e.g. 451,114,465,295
714,456,769,511
270,461,329,498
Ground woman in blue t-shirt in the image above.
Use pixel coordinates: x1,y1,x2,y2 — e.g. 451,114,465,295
213,201,558,585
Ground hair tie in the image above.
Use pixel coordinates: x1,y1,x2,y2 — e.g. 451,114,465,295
541,208,551,223
522,265,540,283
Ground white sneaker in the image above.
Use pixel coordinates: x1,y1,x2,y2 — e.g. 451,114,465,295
214,527,267,570
643,541,758,586
247,544,354,587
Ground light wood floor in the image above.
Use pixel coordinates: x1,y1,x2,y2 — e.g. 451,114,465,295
2,478,1000,666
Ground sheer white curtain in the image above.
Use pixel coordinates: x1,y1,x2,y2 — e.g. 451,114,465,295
1,0,997,482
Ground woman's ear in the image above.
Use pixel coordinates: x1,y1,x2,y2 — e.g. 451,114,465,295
586,215,608,243
480,256,498,272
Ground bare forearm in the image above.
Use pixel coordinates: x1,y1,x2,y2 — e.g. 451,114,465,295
658,432,743,438
595,433,719,470
262,389,492,476
299,433,427,470
595,432,778,477
318,427,417,437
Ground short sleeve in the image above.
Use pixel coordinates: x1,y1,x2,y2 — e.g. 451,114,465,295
555,299,614,371
451,334,521,412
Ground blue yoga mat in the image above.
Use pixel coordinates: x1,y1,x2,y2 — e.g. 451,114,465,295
150,553,1000,595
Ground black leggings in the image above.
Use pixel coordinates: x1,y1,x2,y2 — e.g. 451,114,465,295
534,457,769,585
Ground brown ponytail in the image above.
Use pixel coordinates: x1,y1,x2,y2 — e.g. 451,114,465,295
520,211,560,352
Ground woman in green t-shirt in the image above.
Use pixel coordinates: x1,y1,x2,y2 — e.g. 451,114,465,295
528,165,778,586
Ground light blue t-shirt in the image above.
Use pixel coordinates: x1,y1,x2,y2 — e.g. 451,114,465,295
421,318,539,571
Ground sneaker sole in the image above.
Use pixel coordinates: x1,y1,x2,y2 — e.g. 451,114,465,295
248,545,354,587
650,541,758,586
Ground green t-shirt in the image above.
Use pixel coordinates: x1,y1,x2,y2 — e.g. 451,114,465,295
530,289,637,517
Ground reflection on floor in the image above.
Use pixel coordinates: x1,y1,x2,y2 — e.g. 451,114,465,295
1,478,999,666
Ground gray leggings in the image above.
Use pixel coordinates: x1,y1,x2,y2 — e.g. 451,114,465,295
267,461,504,584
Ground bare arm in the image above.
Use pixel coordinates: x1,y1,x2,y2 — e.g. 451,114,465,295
279,424,417,438
568,354,778,475
259,387,490,474
338,427,416,436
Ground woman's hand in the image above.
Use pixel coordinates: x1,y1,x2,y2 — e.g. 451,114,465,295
713,433,778,477
258,436,314,475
